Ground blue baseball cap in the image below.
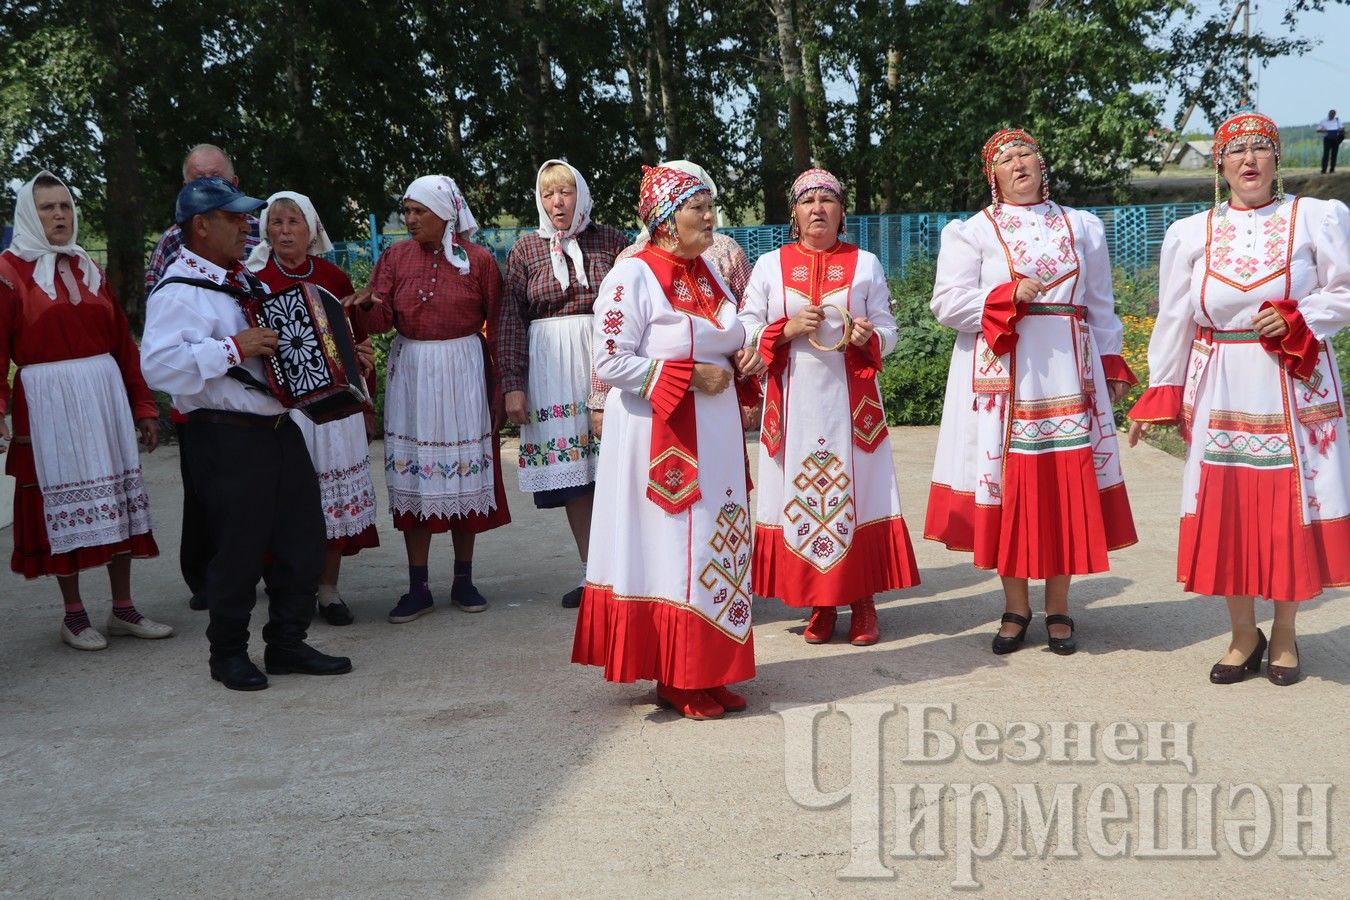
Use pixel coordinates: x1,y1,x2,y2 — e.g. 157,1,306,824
175,176,265,225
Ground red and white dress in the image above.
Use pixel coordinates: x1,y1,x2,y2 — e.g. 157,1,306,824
927,201,1138,577
740,242,920,605
0,252,158,577
254,256,379,555
572,247,756,689
1129,196,1350,600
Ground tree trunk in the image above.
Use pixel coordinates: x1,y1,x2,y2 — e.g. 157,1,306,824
508,0,548,168
880,45,901,213
755,43,791,224
771,0,812,173
854,63,875,214
93,11,146,325
616,0,658,163
798,3,831,168
644,0,682,158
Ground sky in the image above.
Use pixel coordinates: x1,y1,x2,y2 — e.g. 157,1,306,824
1169,1,1350,129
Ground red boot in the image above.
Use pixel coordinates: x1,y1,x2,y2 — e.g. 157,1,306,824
803,606,838,644
656,683,725,720
848,597,879,646
706,684,748,712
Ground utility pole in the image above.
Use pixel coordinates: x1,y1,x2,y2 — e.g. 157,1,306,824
1158,1,1248,168
1242,0,1251,107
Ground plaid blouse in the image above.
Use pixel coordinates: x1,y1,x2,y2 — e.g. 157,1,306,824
349,238,512,391
499,223,627,393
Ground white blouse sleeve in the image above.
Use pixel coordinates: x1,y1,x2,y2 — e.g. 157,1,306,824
1299,200,1350,341
930,218,992,334
1076,212,1124,357
861,254,898,356
139,287,242,397
1143,220,1200,388
738,255,775,349
591,261,670,398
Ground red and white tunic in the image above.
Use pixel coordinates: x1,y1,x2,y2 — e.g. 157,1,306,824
0,252,158,577
254,256,379,555
740,242,920,606
1129,196,1350,600
927,201,1137,577
572,246,756,689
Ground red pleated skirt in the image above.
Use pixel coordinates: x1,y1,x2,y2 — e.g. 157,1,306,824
752,517,920,607
329,525,380,556
925,447,1136,579
571,584,756,690
1179,463,1350,601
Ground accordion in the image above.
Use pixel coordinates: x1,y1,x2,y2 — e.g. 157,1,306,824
242,282,371,424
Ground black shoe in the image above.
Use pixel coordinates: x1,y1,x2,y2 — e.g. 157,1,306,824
451,581,488,612
189,593,208,611
317,598,354,626
1267,638,1301,687
209,653,269,691
561,586,584,608
264,643,353,676
1209,628,1266,684
991,612,1030,655
1045,614,1077,655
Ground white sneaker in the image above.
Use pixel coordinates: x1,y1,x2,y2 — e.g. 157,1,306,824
61,622,108,651
105,612,174,639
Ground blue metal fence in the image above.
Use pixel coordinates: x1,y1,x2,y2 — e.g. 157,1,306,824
328,201,1210,278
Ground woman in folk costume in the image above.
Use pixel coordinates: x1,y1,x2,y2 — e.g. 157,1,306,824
0,172,171,650
926,129,1138,656
346,176,511,623
248,190,378,626
740,167,920,647
501,160,627,608
1128,112,1350,686
572,166,760,720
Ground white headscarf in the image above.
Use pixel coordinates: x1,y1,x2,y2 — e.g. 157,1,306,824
8,170,102,300
403,175,479,274
534,159,594,292
245,190,335,272
634,159,724,243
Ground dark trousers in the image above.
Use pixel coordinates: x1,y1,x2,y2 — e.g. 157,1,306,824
174,422,212,597
183,416,325,656
1322,134,1343,173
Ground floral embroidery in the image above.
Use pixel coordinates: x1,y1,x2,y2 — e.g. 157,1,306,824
385,453,492,480
526,400,586,424
1210,206,1289,285
518,431,598,468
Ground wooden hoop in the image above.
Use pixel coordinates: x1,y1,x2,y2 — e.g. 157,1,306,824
808,303,853,353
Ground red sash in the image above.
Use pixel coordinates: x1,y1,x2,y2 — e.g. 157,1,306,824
637,246,733,514
761,242,887,458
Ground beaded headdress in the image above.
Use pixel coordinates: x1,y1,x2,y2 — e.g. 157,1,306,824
1212,111,1283,207
981,128,1049,215
638,165,709,234
788,167,846,240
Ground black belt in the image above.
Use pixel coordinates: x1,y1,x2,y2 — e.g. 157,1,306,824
187,409,292,429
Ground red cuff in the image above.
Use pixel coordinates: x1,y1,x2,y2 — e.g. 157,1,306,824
132,400,160,420
981,281,1023,357
1100,354,1138,387
845,332,883,380
757,318,790,374
1127,385,1183,424
1258,299,1320,381
229,336,243,365
648,359,695,419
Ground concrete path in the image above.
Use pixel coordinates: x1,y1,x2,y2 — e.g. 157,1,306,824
0,428,1345,897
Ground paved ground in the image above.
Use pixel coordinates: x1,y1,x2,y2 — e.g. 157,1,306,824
1,428,1345,898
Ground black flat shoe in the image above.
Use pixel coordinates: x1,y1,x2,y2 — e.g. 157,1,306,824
1045,614,1077,655
210,653,269,691
1267,639,1301,687
189,593,208,611
1209,628,1266,684
560,586,584,609
992,612,1030,655
317,599,354,626
264,643,353,676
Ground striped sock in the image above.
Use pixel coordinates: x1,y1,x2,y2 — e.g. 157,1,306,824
112,606,144,625
63,609,93,634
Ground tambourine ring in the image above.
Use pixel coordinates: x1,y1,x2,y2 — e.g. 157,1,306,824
808,303,853,353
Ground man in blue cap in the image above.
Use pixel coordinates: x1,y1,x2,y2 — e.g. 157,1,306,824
141,176,353,691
